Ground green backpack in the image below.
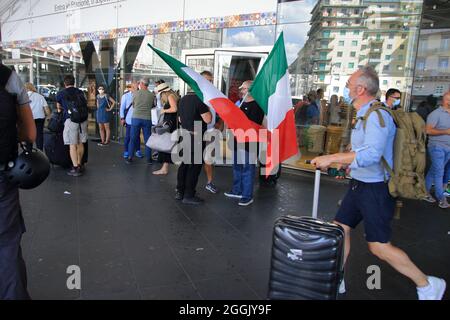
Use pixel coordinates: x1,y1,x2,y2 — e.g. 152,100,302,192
361,101,427,200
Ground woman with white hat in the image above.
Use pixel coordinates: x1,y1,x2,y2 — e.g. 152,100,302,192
153,83,179,175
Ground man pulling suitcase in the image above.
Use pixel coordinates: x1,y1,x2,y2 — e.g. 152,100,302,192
311,66,446,300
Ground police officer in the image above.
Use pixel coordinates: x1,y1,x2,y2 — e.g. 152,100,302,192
312,66,446,300
0,63,36,299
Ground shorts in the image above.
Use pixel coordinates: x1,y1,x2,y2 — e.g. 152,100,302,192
63,119,88,145
335,179,395,243
204,129,220,165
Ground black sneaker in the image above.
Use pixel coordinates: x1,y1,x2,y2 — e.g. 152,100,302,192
125,158,133,165
67,167,82,177
205,182,219,194
175,190,184,201
182,196,204,205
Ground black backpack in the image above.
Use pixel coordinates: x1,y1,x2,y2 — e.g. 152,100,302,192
0,65,18,165
65,90,88,123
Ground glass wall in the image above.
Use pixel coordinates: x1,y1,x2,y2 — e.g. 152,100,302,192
0,0,427,172
411,0,450,119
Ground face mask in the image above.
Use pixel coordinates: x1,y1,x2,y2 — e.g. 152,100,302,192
343,87,353,105
393,99,401,107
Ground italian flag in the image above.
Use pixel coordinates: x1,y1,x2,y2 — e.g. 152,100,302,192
250,32,298,175
147,43,263,143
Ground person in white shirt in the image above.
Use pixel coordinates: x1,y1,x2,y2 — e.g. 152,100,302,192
25,83,50,150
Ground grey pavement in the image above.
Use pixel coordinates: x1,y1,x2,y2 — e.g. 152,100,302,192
19,142,450,300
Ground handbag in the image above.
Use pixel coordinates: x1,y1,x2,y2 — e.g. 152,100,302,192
146,114,177,153
146,131,177,153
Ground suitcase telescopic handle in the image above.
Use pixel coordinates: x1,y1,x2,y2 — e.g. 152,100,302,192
305,161,320,219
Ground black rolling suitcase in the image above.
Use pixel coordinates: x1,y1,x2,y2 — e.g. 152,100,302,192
268,169,345,300
44,131,72,168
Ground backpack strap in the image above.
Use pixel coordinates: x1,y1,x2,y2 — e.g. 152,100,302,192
360,102,395,131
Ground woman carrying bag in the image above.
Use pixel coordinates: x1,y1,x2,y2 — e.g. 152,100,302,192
96,85,116,146
153,83,179,175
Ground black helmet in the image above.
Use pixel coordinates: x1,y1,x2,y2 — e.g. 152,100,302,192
6,147,50,190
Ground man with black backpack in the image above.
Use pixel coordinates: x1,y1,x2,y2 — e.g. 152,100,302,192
0,63,36,299
56,75,89,177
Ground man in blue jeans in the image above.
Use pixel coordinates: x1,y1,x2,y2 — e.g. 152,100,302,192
224,81,264,206
312,66,446,300
126,78,155,164
120,83,142,159
423,91,450,209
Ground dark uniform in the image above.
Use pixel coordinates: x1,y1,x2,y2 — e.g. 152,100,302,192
0,64,31,299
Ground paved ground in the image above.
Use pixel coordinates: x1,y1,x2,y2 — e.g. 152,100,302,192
19,141,450,300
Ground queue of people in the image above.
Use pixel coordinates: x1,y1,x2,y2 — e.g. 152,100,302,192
2,60,448,300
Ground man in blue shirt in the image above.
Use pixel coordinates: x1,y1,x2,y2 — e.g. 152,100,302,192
119,82,142,159
312,66,446,300
423,91,450,209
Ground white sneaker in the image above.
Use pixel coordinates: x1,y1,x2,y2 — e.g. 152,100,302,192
339,279,346,294
423,194,436,203
417,276,446,300
439,198,449,209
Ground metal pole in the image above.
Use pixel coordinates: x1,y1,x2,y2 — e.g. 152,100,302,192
312,169,320,219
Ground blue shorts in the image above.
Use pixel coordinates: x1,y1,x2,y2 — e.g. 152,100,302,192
335,180,395,243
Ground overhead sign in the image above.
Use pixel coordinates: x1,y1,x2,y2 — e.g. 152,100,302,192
1,0,277,44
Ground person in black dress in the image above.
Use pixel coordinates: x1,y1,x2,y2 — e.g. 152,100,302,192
153,83,179,175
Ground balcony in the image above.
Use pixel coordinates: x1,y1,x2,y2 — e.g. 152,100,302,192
316,45,334,51
368,38,384,46
313,56,332,62
315,67,332,73
316,35,335,41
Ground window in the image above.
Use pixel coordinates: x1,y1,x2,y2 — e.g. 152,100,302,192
323,30,331,38
320,52,328,60
387,44,393,50
352,40,358,46
362,45,367,50
442,36,450,51
333,86,340,93
439,57,449,69
435,85,444,95
335,62,342,68
354,9,359,15
337,51,343,57
400,44,405,50
401,34,407,39
353,30,360,35
319,74,325,81
340,30,346,36
339,41,344,46
348,62,355,69
383,65,390,72
383,80,388,85
390,24,395,29
319,63,326,70
417,58,425,70
385,55,391,60
397,65,403,71
389,33,395,39
419,39,427,52
350,51,356,57
398,55,404,61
